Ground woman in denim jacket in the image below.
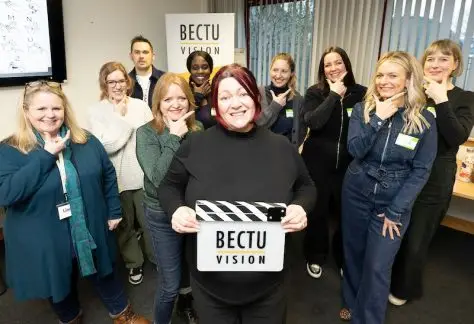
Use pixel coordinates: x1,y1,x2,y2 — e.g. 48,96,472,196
339,51,438,324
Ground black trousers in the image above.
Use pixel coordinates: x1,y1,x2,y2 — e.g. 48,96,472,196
391,157,457,300
190,278,286,324
303,171,344,268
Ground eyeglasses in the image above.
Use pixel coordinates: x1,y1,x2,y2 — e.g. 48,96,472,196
106,79,127,87
25,80,62,90
23,80,62,102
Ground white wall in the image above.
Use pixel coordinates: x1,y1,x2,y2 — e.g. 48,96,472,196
0,0,205,140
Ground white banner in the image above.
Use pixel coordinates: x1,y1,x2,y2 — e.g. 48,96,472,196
165,13,235,75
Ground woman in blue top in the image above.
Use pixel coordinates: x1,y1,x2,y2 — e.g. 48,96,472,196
340,52,438,323
0,81,150,324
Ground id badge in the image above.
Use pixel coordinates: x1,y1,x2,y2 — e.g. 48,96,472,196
395,133,419,150
57,202,72,220
427,106,436,118
285,109,294,118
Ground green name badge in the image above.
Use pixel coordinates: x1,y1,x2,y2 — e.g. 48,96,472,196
427,106,436,118
395,133,419,150
346,108,353,117
285,109,294,118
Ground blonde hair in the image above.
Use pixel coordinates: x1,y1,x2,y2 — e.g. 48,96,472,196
151,73,200,133
6,83,87,153
99,61,133,100
422,39,463,77
364,51,428,135
270,53,297,99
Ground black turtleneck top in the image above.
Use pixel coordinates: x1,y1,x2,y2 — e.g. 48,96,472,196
429,86,474,159
266,83,294,140
158,124,316,304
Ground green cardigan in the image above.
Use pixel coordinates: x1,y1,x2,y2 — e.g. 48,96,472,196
136,121,203,210
0,135,121,302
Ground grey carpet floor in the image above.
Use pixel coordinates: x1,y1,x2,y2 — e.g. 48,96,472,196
0,226,472,324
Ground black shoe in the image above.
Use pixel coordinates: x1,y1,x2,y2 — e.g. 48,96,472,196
128,267,143,285
306,263,322,279
177,293,198,324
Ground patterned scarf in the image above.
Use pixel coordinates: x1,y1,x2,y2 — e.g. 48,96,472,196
35,126,97,277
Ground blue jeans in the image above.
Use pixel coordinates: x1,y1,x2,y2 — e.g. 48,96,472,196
341,162,411,324
144,204,183,324
49,260,128,323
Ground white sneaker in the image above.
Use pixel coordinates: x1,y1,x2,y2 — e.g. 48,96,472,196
306,263,322,279
388,293,407,306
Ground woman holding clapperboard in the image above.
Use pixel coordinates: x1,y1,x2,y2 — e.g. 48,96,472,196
136,73,202,324
158,64,316,323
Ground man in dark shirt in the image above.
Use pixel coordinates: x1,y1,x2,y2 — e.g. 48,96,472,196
128,35,165,108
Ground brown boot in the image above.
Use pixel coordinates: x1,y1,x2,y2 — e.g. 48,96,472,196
111,304,151,324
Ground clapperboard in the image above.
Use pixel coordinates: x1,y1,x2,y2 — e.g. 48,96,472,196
196,200,286,272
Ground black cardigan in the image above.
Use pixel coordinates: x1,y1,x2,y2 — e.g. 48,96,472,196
301,83,367,175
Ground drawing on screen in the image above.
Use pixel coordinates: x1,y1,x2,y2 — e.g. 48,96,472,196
0,0,51,76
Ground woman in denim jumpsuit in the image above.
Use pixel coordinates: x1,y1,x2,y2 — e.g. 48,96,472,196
390,39,474,305
340,51,438,323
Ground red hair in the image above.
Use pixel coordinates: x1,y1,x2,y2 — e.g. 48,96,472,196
211,64,261,128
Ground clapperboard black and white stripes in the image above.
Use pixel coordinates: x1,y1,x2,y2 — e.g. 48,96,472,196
195,200,287,272
195,200,287,222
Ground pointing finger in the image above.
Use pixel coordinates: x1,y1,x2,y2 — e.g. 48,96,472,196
389,91,406,102
423,76,435,84
338,72,348,82
62,130,71,142
372,94,380,103
282,89,291,97
177,110,195,123
441,74,449,86
43,132,52,142
270,90,276,98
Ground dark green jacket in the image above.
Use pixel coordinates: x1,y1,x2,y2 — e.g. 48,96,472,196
136,121,203,210
0,135,121,302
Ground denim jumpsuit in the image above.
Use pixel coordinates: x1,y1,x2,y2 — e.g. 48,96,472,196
341,102,437,324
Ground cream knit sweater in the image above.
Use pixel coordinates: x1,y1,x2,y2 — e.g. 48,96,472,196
87,97,153,192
